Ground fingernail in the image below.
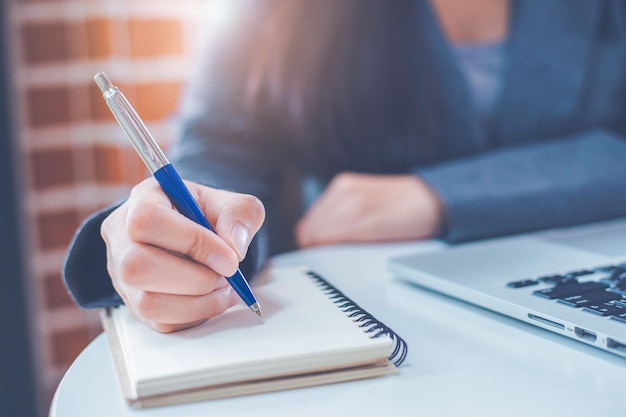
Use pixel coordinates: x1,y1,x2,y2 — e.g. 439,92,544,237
207,253,237,277
231,223,250,259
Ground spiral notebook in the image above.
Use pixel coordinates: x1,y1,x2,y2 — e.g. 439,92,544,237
101,265,407,408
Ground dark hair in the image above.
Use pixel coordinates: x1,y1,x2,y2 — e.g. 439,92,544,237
213,0,440,176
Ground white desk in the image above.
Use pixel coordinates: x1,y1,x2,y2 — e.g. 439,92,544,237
51,242,626,417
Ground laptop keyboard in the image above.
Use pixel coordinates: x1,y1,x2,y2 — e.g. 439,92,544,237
506,265,626,324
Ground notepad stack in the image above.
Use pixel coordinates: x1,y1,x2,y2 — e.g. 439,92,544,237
101,266,407,408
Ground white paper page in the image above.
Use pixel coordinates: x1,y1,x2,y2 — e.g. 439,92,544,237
112,266,392,397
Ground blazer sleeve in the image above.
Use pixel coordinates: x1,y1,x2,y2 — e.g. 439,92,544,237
418,129,626,243
62,205,122,308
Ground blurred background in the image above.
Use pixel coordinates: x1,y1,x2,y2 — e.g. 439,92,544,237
0,0,211,415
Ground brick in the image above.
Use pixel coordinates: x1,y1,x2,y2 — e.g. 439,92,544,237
70,84,92,122
26,86,71,127
122,148,149,184
86,18,114,59
128,18,184,58
42,271,74,310
27,84,92,128
67,20,88,60
36,209,81,250
30,148,74,190
50,326,91,366
135,81,181,121
21,21,69,64
93,144,124,183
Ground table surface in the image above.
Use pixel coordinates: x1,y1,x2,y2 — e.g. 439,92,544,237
50,241,626,417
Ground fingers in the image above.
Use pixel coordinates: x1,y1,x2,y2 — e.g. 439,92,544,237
123,284,240,333
196,186,266,260
104,212,240,333
123,180,264,277
124,199,239,277
112,243,232,296
100,177,266,332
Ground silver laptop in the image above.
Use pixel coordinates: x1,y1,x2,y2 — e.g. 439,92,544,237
388,218,626,358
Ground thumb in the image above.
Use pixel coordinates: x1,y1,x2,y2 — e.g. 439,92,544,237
219,194,265,260
194,185,266,260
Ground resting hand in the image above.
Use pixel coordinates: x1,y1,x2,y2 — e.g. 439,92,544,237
101,178,265,333
295,172,444,248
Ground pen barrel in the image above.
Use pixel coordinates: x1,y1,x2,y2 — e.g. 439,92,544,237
226,271,257,307
153,164,257,307
153,164,215,232
95,73,259,312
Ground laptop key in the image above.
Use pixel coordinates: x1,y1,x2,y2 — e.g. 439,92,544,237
568,269,595,277
609,285,626,296
557,290,622,308
609,313,626,325
582,301,626,316
533,281,609,300
603,271,626,285
538,274,578,285
612,298,626,308
506,279,538,288
594,265,617,273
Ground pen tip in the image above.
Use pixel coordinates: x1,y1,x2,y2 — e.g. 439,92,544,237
249,302,263,317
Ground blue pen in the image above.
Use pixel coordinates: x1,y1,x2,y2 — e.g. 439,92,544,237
94,72,262,317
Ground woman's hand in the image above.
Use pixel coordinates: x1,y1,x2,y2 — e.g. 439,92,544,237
101,178,265,333
295,172,444,248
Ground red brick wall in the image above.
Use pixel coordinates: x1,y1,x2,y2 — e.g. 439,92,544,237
8,0,205,410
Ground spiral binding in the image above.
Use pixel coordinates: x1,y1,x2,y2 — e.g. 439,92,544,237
306,270,408,366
